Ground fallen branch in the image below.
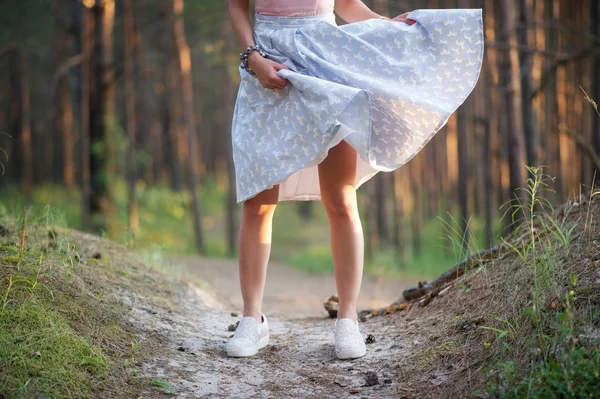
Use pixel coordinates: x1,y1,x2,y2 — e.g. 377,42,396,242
402,246,501,301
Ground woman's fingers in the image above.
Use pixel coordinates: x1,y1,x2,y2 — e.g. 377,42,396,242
261,75,287,89
273,63,290,71
269,65,289,88
392,11,416,25
257,60,290,90
270,76,288,89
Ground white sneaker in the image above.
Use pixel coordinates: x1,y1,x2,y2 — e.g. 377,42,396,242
226,314,269,357
334,318,367,360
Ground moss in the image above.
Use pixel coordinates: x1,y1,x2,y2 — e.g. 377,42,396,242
0,302,109,398
2,256,20,265
0,245,19,255
415,339,458,369
0,224,168,398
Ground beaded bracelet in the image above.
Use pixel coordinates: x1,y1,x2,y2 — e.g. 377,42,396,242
240,44,267,76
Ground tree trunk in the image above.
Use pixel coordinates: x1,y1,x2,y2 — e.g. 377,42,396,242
518,0,540,170
375,173,389,248
456,105,469,244
173,0,204,253
591,0,600,182
124,0,138,233
57,77,74,189
223,14,238,257
89,0,115,233
498,0,526,224
52,21,75,189
366,179,378,261
80,2,92,231
16,49,33,195
158,4,185,191
391,170,405,266
410,157,422,258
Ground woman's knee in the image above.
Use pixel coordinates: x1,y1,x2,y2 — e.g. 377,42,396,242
322,188,358,219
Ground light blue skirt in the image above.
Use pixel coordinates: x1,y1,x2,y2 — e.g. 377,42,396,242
232,9,484,203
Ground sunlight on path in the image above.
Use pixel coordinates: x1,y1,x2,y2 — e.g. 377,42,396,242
177,257,410,318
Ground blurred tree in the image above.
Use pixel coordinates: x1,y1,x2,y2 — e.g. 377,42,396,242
124,0,138,233
591,0,600,182
78,0,93,231
497,0,526,225
89,0,115,232
518,0,540,171
172,0,204,253
14,48,33,195
390,170,405,265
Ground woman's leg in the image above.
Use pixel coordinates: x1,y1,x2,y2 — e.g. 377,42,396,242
238,185,279,322
318,141,364,321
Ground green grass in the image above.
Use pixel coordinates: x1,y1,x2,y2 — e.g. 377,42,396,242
0,181,501,279
479,167,600,397
0,213,166,398
0,302,109,398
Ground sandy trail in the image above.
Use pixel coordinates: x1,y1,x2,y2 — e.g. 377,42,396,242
131,258,427,398
182,257,410,318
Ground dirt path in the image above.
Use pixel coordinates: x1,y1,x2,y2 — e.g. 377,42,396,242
130,258,431,398
179,257,410,318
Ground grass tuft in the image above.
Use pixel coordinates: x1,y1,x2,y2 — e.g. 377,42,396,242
0,208,174,398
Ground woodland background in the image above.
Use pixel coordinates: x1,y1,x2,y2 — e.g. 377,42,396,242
0,0,599,278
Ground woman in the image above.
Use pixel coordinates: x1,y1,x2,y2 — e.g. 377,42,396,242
227,0,483,359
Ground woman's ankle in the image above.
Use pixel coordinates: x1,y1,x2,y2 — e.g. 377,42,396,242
337,308,358,321
242,310,263,322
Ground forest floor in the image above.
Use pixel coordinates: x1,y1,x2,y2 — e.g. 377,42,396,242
2,189,600,398
136,257,419,398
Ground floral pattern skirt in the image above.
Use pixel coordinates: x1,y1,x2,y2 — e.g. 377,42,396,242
231,9,484,203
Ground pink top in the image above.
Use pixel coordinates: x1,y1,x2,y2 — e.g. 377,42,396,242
255,0,334,17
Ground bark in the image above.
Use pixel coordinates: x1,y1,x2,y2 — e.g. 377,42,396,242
124,0,138,233
556,4,571,200
518,0,540,170
158,3,185,190
366,179,378,261
173,0,205,253
591,0,600,182
483,67,494,247
57,77,74,189
497,0,526,222
483,117,493,247
16,49,33,195
410,158,422,258
375,173,389,247
391,170,405,265
223,15,238,256
456,105,469,242
89,0,115,233
80,2,92,230
561,129,600,173
52,23,75,188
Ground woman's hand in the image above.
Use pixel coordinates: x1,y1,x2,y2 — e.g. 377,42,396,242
248,52,290,90
391,12,416,25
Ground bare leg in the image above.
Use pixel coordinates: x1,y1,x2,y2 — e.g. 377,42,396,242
238,186,279,322
318,141,364,321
